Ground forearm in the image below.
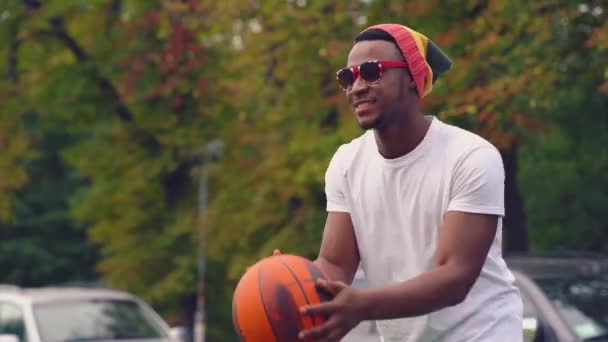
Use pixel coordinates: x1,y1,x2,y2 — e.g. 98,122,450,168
314,257,357,285
360,264,472,320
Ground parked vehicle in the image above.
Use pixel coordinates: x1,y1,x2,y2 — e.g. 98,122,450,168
506,252,608,342
344,252,608,342
0,285,186,342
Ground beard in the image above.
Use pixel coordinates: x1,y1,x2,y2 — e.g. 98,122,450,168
358,113,389,130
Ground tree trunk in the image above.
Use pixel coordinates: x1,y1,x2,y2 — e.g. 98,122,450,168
179,293,196,342
502,145,529,252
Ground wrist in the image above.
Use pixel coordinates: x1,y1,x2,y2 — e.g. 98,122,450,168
355,288,375,321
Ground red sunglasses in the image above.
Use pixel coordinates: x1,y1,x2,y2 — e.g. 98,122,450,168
336,60,408,92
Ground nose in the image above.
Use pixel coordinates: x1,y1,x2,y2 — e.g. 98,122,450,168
349,73,369,95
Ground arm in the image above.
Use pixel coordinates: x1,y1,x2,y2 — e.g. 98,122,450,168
314,211,360,285
298,211,499,341
361,211,497,319
315,145,360,285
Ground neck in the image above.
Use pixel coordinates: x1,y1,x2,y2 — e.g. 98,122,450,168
373,112,431,159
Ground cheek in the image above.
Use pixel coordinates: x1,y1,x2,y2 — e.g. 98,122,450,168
378,82,402,105
382,75,404,97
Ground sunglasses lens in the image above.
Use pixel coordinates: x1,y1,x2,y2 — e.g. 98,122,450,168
337,69,354,90
360,62,381,83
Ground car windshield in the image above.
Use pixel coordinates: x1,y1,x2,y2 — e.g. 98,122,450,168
536,277,608,340
33,299,168,342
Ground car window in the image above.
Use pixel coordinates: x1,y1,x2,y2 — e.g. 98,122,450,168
0,302,27,342
536,277,608,341
33,299,167,342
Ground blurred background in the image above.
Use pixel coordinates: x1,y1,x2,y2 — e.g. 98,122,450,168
0,0,607,341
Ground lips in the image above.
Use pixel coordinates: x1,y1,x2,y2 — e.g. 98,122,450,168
353,99,376,108
353,99,376,117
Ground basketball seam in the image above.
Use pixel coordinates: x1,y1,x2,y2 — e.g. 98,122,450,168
258,264,280,342
305,262,333,324
275,258,312,305
275,258,318,327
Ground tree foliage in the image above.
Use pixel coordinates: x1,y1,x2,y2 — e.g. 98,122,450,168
0,0,607,340
0,0,226,320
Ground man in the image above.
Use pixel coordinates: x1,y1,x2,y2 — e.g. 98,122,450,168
294,23,523,341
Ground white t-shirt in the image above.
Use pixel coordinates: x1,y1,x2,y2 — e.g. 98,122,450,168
325,116,523,342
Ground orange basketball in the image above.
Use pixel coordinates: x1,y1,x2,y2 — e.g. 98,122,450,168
232,254,332,342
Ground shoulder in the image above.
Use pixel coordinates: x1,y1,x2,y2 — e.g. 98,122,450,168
327,130,374,173
435,119,502,167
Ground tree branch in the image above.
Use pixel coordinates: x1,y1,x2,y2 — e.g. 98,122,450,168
49,17,87,61
502,145,529,252
45,16,133,122
105,0,121,37
20,3,162,153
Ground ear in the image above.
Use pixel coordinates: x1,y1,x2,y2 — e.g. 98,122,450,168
409,78,417,90
405,71,416,90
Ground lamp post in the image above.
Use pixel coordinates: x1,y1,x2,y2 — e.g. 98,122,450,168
194,139,224,342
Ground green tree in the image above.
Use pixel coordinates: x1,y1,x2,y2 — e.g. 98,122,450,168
365,0,607,252
518,3,608,252
0,120,98,286
0,0,98,285
2,0,607,340
202,2,374,338
207,0,608,337
0,0,229,327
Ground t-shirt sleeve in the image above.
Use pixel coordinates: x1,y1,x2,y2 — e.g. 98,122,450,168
447,146,505,216
325,146,349,212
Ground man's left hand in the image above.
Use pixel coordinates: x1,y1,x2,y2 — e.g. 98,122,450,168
298,279,368,341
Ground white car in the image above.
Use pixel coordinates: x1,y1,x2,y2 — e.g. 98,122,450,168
0,285,186,342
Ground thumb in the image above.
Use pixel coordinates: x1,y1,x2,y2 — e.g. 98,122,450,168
272,249,281,256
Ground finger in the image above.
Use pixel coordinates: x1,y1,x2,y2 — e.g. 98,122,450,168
315,327,343,342
316,279,346,296
298,316,339,340
272,249,281,256
322,328,344,342
300,301,338,316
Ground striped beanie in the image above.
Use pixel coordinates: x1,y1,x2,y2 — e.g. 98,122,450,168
361,24,453,98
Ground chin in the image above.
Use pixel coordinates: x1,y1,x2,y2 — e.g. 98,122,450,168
358,116,384,130
358,121,375,130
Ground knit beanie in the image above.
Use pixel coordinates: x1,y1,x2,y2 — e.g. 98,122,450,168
361,24,453,98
